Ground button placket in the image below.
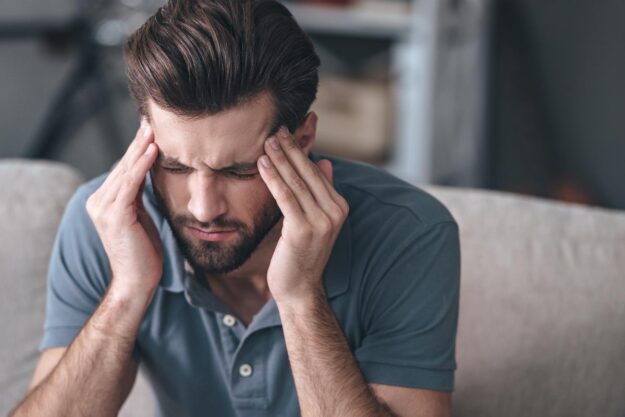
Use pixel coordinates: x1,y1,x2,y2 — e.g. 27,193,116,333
239,363,253,377
223,314,237,327
230,332,268,405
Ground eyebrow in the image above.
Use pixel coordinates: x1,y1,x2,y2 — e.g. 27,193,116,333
156,151,259,172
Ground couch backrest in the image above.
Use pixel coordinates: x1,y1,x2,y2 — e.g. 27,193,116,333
425,186,625,417
0,159,84,414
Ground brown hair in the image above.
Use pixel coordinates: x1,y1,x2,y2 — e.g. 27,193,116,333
124,0,320,133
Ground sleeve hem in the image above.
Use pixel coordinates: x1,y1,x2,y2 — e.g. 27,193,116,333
358,361,455,392
39,326,82,352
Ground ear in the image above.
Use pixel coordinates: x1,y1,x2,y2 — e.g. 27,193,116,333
293,112,318,154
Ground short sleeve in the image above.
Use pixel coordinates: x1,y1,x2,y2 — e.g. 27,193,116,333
38,178,141,361
355,221,460,392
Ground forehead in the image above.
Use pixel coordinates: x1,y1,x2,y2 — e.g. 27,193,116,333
147,93,275,168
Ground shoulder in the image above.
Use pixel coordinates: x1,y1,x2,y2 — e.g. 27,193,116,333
319,154,456,232
316,154,459,292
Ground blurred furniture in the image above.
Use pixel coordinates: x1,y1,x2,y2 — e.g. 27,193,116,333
0,4,125,158
288,0,490,185
0,160,84,411
429,185,625,417
1,159,624,417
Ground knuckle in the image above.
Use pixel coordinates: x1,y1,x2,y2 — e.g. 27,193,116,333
282,138,297,151
86,195,100,218
316,215,333,234
328,205,343,222
291,176,308,193
310,165,322,181
85,196,95,212
294,224,313,240
272,148,286,162
337,197,349,216
264,166,279,180
276,185,295,204
311,163,323,175
122,176,136,191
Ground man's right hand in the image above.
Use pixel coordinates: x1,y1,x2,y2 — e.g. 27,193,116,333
86,119,162,300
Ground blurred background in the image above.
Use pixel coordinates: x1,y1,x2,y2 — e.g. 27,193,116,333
1,0,623,209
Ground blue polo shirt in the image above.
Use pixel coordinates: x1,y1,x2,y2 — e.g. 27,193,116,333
40,152,460,417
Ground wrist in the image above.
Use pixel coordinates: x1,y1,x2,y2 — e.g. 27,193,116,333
86,283,154,341
107,276,157,307
275,285,327,316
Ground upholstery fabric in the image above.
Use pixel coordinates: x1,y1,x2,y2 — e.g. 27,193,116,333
425,186,625,417
0,159,83,413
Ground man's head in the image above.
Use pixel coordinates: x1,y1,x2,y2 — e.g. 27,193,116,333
124,0,320,134
123,0,321,275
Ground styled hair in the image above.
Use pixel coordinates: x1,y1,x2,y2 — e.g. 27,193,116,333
123,0,320,133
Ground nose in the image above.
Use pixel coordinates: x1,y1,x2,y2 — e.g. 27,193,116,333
186,174,228,224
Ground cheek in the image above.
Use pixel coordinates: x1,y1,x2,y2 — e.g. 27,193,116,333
151,170,190,211
231,178,273,212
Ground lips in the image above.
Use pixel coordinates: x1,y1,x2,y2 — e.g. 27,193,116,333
186,226,237,242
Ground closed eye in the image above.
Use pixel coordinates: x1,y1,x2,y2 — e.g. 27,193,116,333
224,171,259,180
162,166,191,174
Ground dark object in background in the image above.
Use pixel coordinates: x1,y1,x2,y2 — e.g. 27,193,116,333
486,0,625,209
0,1,128,160
486,0,597,206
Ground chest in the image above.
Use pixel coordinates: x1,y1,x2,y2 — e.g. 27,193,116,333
138,299,296,416
135,291,360,417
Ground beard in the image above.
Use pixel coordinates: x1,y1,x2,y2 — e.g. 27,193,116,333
152,180,282,275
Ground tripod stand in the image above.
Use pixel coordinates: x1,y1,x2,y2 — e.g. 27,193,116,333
0,2,134,159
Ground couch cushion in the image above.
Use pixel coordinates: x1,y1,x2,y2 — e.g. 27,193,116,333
0,159,83,414
426,186,625,417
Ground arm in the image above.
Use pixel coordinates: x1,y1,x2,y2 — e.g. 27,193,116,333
279,290,395,417
279,292,451,417
10,290,146,417
10,120,162,417
258,127,455,417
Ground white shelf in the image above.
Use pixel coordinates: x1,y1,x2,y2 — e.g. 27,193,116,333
285,1,491,185
284,3,413,39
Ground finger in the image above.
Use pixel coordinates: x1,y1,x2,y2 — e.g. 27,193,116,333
101,120,154,203
274,128,343,214
264,135,323,218
257,154,308,224
136,179,164,258
115,142,158,207
310,158,336,201
112,119,154,179
317,159,333,184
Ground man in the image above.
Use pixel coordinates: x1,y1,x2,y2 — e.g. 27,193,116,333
10,1,460,416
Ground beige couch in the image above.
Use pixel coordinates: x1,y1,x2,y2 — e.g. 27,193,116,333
1,159,624,417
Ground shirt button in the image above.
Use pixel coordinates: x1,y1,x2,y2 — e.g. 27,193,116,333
239,363,253,377
223,314,237,327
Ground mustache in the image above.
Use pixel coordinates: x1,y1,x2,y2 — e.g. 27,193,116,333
172,215,245,231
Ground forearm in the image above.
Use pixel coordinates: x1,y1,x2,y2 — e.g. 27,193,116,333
10,287,152,417
278,289,396,417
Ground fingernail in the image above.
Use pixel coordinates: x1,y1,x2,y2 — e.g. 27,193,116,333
143,124,152,139
268,137,280,150
259,155,272,168
145,143,155,155
278,126,289,138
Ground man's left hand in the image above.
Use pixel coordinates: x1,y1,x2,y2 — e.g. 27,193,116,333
257,127,349,306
